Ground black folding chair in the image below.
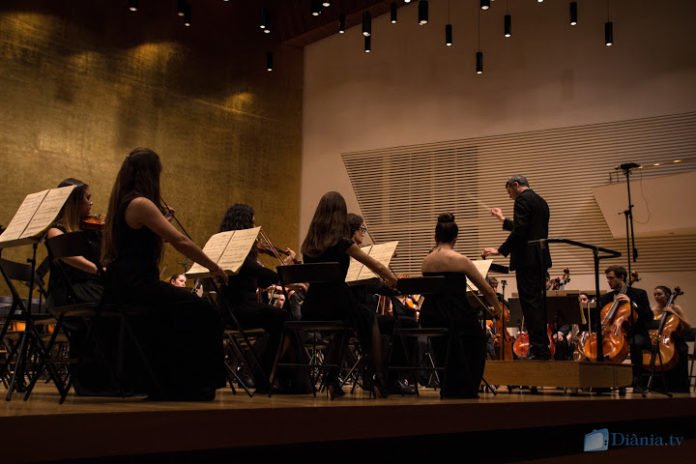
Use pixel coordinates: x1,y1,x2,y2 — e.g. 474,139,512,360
0,258,59,399
270,263,351,398
388,276,450,395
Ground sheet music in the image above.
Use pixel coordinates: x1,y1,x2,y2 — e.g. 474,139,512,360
216,227,261,273
346,245,371,282
22,186,75,238
467,259,493,292
186,227,261,276
346,241,398,283
0,185,76,248
0,190,49,243
357,241,398,280
186,231,235,276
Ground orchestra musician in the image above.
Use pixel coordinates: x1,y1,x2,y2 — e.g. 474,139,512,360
301,192,397,398
422,213,502,398
101,147,227,401
598,265,652,391
483,175,552,360
651,285,691,392
46,178,103,309
168,273,187,288
218,203,299,393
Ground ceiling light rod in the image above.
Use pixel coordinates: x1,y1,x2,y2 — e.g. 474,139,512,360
391,2,398,24
362,11,371,37
338,13,346,34
570,1,578,26
418,0,428,25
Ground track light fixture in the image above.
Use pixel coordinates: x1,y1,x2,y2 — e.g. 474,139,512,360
266,52,273,72
177,0,186,17
504,14,511,37
362,11,371,37
311,0,321,17
364,36,371,53
570,1,578,26
445,24,452,46
391,2,398,24
480,0,490,11
418,1,428,25
605,21,613,46
476,51,483,74
128,0,138,12
338,13,346,34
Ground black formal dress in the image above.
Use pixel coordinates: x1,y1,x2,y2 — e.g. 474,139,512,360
419,273,487,398
598,286,652,384
302,238,376,352
222,254,289,391
103,198,225,400
498,189,551,358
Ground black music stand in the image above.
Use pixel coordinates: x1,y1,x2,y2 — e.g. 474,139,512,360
530,238,621,363
545,293,585,327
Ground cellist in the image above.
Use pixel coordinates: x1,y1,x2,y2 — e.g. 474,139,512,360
597,265,652,392
651,286,691,392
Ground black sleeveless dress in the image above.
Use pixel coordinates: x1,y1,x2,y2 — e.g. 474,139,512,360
103,199,225,400
419,272,487,398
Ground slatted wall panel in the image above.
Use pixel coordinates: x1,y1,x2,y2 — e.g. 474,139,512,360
342,112,696,276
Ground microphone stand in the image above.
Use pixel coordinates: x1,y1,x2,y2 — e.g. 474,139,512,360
617,163,639,286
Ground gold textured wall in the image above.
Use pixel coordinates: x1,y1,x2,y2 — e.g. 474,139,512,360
0,1,302,286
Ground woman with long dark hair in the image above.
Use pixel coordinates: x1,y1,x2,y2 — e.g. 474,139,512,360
101,147,227,401
46,178,102,308
219,203,299,393
651,285,691,392
421,213,502,398
301,191,397,397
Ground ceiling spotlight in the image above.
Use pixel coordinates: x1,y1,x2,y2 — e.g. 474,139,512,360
504,14,511,37
364,36,371,53
323,1,331,7
311,0,321,16
362,11,371,37
266,52,273,72
570,1,578,26
605,21,613,46
260,8,270,30
476,51,483,74
480,0,490,11
177,0,186,17
404,0,411,3
445,24,452,46
128,0,138,12
338,13,346,34
183,2,191,26
537,0,544,3
391,2,398,24
418,1,428,25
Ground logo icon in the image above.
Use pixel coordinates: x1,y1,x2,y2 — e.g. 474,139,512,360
584,429,609,452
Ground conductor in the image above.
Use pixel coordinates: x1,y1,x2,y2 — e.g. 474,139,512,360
483,175,552,360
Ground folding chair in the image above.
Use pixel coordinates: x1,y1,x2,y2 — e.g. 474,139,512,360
387,276,450,395
269,263,351,398
0,258,59,399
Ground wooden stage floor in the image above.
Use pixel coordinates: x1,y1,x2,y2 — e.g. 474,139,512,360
1,382,695,464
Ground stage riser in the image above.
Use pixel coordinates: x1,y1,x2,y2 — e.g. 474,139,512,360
484,360,633,388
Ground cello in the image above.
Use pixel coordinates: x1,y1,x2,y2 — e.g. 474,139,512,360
641,287,684,372
512,316,555,359
583,284,638,363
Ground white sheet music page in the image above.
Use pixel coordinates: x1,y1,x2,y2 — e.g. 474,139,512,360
22,186,76,238
186,231,235,276
216,227,261,273
346,244,371,282
467,259,493,291
357,241,398,281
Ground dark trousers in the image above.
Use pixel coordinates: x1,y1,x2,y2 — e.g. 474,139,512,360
516,266,549,355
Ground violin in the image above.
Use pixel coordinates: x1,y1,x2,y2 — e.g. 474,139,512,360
641,287,684,372
256,229,300,264
550,268,571,290
80,215,105,231
583,284,638,363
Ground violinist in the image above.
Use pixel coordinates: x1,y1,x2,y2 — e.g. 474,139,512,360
422,213,502,398
598,265,652,391
218,203,297,393
101,148,226,401
651,286,691,392
168,273,187,288
46,178,103,309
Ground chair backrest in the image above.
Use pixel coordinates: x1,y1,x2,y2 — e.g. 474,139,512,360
276,263,344,286
45,232,95,262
